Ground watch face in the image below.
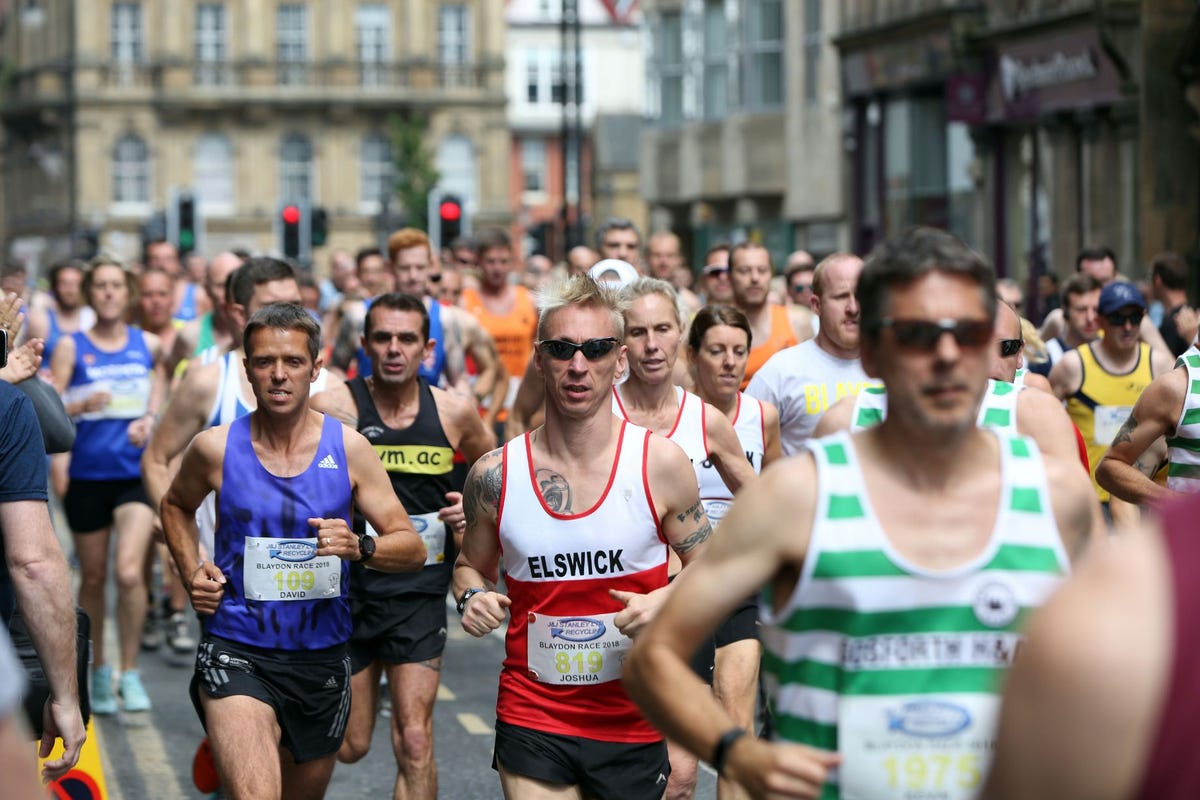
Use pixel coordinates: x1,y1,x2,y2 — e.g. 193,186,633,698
360,535,376,560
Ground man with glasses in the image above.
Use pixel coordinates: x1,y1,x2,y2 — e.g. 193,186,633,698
699,243,733,305
623,226,1101,800
1050,281,1174,524
454,274,710,799
784,251,816,308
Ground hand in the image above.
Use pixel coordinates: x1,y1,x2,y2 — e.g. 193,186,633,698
1175,305,1198,345
83,391,112,414
0,337,42,384
127,413,155,447
461,590,511,637
39,697,85,782
188,561,227,615
310,517,359,561
610,588,663,639
439,491,466,534
725,738,841,799
0,291,22,344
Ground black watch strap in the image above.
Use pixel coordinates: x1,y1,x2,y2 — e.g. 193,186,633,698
357,533,376,563
456,587,485,616
711,727,748,776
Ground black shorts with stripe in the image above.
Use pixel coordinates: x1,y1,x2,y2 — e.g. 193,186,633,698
190,634,351,763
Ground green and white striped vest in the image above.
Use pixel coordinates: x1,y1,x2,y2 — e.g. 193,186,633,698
849,379,1019,435
761,430,1068,800
1167,350,1200,493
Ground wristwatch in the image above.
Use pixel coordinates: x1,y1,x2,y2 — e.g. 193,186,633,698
357,534,376,564
456,587,486,616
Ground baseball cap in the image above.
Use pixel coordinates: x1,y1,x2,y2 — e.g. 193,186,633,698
1098,281,1146,315
589,259,639,289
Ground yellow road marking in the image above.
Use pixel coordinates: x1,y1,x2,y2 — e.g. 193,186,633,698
437,684,457,701
457,713,492,735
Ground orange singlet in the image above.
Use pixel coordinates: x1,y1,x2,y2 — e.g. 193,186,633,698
461,285,538,416
742,304,798,389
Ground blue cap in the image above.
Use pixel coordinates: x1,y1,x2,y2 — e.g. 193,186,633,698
1098,281,1146,315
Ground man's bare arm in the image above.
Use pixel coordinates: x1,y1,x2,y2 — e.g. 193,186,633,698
344,430,426,571
141,361,219,509
1095,369,1185,505
453,449,511,637
507,355,543,440
1048,350,1083,402
1017,389,1086,466
308,380,357,429
761,400,783,468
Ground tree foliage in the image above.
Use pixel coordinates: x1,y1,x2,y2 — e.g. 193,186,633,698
389,112,440,232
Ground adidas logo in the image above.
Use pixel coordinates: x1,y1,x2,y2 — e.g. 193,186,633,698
317,454,338,469
323,676,338,689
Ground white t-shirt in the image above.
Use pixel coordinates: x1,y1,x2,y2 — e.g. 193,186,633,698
0,625,26,717
745,339,878,456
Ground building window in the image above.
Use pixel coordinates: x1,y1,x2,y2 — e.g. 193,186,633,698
111,3,143,63
803,0,821,104
360,134,394,207
702,0,728,119
521,138,547,194
744,0,783,109
277,4,308,85
195,134,234,213
112,134,150,205
279,134,313,202
195,3,227,86
356,4,390,87
657,12,684,125
525,49,540,102
438,4,469,85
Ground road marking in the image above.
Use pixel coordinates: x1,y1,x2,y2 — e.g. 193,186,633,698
437,684,457,701
456,713,492,735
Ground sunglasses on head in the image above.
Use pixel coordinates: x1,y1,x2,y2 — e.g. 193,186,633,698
1106,309,1144,327
998,338,1024,358
702,266,729,277
878,318,993,351
538,338,620,361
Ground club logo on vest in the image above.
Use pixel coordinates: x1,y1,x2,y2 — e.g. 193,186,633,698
886,700,972,738
973,582,1019,628
412,516,428,532
548,617,607,643
268,541,317,562
361,425,386,440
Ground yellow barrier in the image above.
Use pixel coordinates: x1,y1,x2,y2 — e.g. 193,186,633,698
38,717,108,799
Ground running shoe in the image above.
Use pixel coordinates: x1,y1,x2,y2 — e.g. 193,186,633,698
166,611,197,654
91,665,117,715
141,606,163,651
193,737,221,793
118,669,152,712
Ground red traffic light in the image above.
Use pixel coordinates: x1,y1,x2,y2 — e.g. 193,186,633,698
282,205,301,225
439,200,462,222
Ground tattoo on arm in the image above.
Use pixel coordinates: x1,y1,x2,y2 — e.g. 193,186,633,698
535,469,572,512
671,518,713,557
464,457,503,529
1112,414,1138,447
674,499,703,525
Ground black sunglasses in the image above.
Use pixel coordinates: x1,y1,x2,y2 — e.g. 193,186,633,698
878,318,993,351
428,273,443,283
538,338,620,361
1106,310,1144,327
999,338,1024,358
702,266,729,277
790,284,813,295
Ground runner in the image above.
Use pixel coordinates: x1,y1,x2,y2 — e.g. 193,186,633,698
983,493,1200,798
686,304,781,800
746,253,877,456
49,256,168,715
623,226,1102,800
161,302,427,800
312,293,494,799
613,276,757,799
453,274,712,800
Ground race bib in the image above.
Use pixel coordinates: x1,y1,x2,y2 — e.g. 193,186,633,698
702,498,732,529
365,511,446,567
839,693,998,800
526,611,630,686
1094,405,1132,445
242,537,342,601
65,376,150,420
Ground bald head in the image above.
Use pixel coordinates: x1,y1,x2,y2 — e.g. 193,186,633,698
567,246,599,277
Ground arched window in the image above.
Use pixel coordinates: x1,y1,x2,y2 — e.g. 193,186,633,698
195,134,234,212
112,134,150,204
279,133,313,201
360,133,394,207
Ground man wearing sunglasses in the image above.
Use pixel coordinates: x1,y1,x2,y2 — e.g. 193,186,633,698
454,274,711,800
624,227,1102,800
1051,281,1174,525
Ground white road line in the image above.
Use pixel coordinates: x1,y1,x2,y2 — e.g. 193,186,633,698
456,713,493,735
437,683,457,701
